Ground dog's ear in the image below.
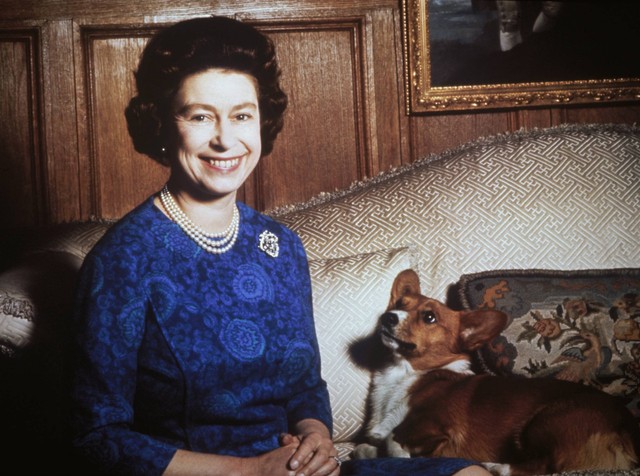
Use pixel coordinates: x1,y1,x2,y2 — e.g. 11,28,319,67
388,269,421,309
458,310,508,351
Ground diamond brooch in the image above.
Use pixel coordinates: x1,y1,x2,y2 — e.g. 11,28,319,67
258,230,279,258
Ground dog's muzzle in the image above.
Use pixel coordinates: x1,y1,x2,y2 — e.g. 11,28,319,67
380,311,416,352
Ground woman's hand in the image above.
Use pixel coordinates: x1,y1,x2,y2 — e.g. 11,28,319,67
166,443,303,476
244,443,302,476
282,419,341,476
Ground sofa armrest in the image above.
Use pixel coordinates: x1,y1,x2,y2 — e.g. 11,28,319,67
0,251,83,357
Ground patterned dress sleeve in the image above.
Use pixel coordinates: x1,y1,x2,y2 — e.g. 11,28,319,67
71,233,177,475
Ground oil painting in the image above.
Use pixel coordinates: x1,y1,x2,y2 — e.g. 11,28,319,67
402,0,640,113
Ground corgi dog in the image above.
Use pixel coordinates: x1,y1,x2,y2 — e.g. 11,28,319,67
353,269,640,476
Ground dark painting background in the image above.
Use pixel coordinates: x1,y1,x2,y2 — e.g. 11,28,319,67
429,0,640,87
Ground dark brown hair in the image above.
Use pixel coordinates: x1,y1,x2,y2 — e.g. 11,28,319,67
125,16,288,165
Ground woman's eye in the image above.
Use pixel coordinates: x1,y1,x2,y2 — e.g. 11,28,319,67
191,114,208,122
421,311,436,324
235,113,251,121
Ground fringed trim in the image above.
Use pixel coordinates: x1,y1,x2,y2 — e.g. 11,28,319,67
267,122,639,218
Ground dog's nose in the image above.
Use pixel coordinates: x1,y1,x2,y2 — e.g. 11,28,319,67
381,312,399,327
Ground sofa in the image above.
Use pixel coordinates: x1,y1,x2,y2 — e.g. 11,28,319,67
1,123,639,475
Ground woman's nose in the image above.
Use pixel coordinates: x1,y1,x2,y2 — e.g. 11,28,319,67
210,120,234,151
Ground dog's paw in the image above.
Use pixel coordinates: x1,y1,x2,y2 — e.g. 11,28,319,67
352,443,379,460
385,434,411,458
369,425,386,440
482,462,511,476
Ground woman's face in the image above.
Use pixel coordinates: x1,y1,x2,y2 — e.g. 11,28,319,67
168,68,262,201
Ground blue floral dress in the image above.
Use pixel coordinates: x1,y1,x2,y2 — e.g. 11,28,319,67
71,198,331,474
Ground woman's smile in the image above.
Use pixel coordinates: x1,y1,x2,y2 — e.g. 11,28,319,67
203,156,241,171
168,68,262,200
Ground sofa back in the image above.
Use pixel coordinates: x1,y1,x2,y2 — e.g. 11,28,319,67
273,123,640,298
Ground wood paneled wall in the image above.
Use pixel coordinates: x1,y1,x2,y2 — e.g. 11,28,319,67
1,0,639,230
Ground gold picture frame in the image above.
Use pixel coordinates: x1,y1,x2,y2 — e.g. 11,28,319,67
402,0,640,114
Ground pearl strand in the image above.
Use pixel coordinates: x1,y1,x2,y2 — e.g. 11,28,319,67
160,185,239,254
161,185,238,239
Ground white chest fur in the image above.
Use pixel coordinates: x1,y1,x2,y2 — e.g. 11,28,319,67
367,359,419,441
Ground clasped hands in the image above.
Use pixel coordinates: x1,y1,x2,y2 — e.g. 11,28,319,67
279,431,341,476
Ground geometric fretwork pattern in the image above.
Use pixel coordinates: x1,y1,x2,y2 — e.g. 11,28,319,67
271,124,640,301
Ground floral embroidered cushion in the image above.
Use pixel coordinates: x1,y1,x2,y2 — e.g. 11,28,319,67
454,268,640,421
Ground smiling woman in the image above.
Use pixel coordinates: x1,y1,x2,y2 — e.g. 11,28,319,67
71,16,343,476
70,15,488,476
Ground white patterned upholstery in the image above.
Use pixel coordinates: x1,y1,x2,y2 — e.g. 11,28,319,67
26,221,113,259
270,123,640,447
272,124,640,300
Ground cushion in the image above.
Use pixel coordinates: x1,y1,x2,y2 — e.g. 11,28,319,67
0,221,109,356
308,245,418,446
270,124,640,301
455,268,640,420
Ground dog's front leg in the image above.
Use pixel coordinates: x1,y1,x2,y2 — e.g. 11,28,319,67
352,443,379,459
352,434,410,459
483,463,512,476
385,432,410,458
369,396,410,441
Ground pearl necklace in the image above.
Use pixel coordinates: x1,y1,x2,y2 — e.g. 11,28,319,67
160,184,239,254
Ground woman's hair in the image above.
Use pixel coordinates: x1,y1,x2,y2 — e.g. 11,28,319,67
125,16,288,165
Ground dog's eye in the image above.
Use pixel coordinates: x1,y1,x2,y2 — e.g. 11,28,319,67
421,311,436,324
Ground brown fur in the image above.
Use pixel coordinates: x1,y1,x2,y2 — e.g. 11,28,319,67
385,269,640,475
